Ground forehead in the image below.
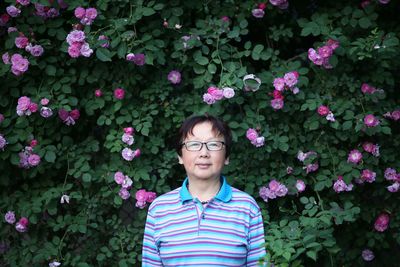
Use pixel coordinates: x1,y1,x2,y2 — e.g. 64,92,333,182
184,122,223,140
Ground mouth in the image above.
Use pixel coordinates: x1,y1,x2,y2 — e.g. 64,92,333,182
196,163,211,168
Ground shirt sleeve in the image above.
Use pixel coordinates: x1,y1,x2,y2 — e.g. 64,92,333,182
246,211,267,266
142,209,163,267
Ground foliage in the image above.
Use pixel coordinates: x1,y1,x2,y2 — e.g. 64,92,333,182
0,0,399,266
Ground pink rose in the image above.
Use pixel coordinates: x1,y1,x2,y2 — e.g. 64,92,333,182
364,114,379,127
19,217,29,227
124,127,134,135
246,128,258,141
317,105,330,116
94,89,102,97
40,98,49,105
30,139,38,147
133,148,141,158
114,171,125,184
15,36,29,49
268,180,280,192
146,192,157,203
28,154,41,166
114,88,125,100
135,189,147,202
28,102,38,113
374,213,390,232
70,109,80,120
295,180,306,192
74,7,86,19
273,77,285,91
85,8,97,20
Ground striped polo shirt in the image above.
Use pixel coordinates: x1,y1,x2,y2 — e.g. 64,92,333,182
142,176,267,266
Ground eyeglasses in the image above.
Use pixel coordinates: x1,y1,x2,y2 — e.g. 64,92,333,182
181,141,225,151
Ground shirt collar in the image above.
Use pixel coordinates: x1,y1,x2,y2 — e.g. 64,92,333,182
179,176,232,204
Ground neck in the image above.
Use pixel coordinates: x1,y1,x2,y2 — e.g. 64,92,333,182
187,176,221,202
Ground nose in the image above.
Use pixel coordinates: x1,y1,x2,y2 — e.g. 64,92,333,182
199,143,210,157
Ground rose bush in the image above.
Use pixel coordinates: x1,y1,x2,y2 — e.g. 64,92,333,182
0,0,399,266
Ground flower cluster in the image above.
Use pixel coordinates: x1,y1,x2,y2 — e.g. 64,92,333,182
0,134,7,151
317,105,335,122
361,83,383,95
167,70,182,84
58,108,80,126
347,149,362,164
333,176,353,193
15,33,44,57
3,53,30,76
135,189,157,209
246,128,265,147
4,211,29,233
374,212,390,232
16,96,37,116
19,144,41,169
383,109,400,121
259,180,288,202
269,0,289,9
364,114,380,127
252,3,267,18
202,86,235,105
126,53,146,66
114,171,133,200
66,30,93,58
40,98,53,118
362,142,380,157
270,71,299,110
297,150,319,174
308,39,339,69
121,127,141,161
384,168,399,192
357,169,376,184
74,7,98,25
34,2,61,19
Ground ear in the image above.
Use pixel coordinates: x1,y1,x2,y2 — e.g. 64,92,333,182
178,155,184,164
224,157,229,165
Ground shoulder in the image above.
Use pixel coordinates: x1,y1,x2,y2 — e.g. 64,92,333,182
230,187,262,215
148,187,181,212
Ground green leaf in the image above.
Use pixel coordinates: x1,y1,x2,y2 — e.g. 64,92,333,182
44,151,56,163
196,56,209,66
358,17,372,29
342,121,353,131
45,65,56,76
82,173,92,182
309,121,319,130
96,48,112,62
306,250,317,261
142,7,155,16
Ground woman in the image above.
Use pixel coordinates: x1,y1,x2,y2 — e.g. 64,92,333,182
142,115,266,266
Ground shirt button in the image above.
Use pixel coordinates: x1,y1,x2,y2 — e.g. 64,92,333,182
202,214,205,219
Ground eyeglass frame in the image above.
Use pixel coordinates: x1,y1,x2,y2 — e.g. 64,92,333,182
181,141,226,151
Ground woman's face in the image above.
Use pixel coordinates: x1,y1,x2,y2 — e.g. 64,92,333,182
178,121,229,182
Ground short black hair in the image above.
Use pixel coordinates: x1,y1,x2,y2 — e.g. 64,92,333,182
175,114,232,158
